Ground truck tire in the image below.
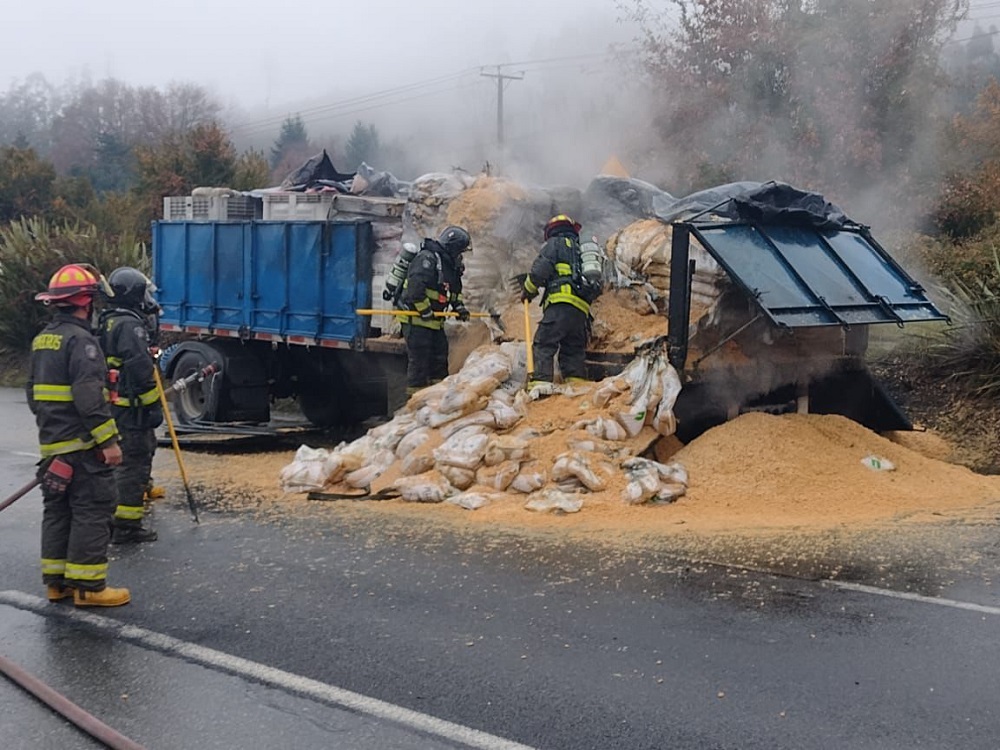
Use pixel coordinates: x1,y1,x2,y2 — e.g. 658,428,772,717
298,388,342,427
171,350,220,424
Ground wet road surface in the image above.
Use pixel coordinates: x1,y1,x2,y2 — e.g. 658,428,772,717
2,387,1000,749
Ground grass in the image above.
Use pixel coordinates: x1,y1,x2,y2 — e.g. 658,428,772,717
0,217,149,355
924,270,1000,398
0,351,27,387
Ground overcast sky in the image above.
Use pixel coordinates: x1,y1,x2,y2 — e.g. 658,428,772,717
2,0,625,107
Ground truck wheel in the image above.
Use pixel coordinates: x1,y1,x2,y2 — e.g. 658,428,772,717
172,350,220,424
299,388,342,427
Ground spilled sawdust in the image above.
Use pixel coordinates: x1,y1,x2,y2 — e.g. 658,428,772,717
498,288,678,354
443,176,527,236
159,412,1000,546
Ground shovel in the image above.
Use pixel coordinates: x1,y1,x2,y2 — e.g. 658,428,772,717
523,299,535,385
356,308,507,340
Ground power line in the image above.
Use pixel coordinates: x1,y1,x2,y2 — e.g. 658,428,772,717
945,27,1000,45
233,78,487,139
229,68,479,135
228,50,635,140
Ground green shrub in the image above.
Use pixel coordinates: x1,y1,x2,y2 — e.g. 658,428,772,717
927,252,1000,398
902,227,1000,292
0,217,149,354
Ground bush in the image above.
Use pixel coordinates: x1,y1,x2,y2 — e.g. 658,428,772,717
0,217,148,354
903,226,1000,292
927,252,1000,398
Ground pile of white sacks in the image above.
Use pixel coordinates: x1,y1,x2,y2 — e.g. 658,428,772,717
280,343,688,513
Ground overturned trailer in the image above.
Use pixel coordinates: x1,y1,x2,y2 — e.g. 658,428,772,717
661,185,946,441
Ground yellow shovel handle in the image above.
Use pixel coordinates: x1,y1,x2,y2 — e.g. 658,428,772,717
355,309,494,319
523,299,534,376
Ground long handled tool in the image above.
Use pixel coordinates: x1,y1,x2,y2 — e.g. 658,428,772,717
523,299,534,382
152,365,200,524
357,308,507,340
356,309,499,321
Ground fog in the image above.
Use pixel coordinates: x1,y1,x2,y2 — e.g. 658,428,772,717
2,0,648,185
4,2,995,198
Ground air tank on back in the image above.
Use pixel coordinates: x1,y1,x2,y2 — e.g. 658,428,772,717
579,240,604,286
383,242,419,301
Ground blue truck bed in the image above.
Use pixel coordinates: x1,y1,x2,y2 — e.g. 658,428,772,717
153,220,378,349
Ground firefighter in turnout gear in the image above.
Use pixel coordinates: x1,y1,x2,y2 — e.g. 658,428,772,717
26,263,131,607
99,267,162,544
396,225,472,394
521,215,603,397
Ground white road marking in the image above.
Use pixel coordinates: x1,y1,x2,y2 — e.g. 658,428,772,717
0,590,535,750
826,580,1000,616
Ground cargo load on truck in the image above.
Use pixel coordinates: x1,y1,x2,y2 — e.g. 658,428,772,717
153,172,945,439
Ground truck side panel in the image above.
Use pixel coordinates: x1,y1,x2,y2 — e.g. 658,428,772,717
153,220,374,345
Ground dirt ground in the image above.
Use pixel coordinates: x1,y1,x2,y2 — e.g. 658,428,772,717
871,353,1000,475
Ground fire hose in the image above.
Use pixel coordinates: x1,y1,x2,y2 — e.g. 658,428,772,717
152,362,220,524
0,652,146,750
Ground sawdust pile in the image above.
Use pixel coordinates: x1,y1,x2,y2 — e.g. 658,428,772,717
496,288,676,354
670,413,1000,529
169,409,1000,539
443,176,529,236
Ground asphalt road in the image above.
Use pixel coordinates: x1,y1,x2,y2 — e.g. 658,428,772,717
2,386,1000,749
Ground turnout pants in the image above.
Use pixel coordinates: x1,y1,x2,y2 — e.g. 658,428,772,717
113,427,157,527
403,323,449,389
531,303,589,383
41,450,117,592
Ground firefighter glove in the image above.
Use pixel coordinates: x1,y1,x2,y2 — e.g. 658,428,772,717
454,306,471,322
418,307,435,321
40,458,74,497
521,288,537,303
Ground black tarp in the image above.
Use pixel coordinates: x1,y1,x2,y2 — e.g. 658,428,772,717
655,180,854,230
280,150,355,191
728,182,850,230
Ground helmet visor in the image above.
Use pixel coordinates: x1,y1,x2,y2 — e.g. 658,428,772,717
79,263,114,299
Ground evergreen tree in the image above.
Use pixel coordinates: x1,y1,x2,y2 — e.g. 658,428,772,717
270,115,309,169
345,121,381,169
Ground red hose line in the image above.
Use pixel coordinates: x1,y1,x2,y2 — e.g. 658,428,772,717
0,652,146,750
0,478,39,513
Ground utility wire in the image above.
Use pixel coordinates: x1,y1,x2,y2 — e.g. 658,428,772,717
945,27,1000,44
234,79,488,137
231,50,634,138
229,68,479,134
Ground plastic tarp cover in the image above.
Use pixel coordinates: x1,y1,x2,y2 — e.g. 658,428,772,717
729,182,850,230
654,181,851,229
280,150,356,191
654,181,762,223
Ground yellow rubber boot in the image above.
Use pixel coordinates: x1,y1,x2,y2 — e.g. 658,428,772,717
74,586,131,608
47,585,72,602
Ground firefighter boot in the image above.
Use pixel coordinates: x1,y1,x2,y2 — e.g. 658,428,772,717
47,585,73,602
112,525,159,544
74,586,131,608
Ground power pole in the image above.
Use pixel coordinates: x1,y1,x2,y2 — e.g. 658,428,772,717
480,66,524,149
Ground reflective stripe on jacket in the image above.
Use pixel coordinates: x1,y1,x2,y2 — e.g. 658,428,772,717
26,314,119,457
524,234,593,316
396,241,464,330
99,309,163,427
